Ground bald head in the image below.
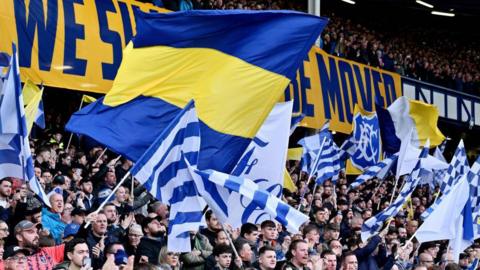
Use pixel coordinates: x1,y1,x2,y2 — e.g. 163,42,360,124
50,193,64,213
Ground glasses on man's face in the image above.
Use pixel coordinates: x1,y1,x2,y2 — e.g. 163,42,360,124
8,256,27,262
129,234,142,238
0,227,8,232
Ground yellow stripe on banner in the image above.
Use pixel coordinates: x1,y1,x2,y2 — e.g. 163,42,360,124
287,148,303,161
409,100,445,146
105,44,290,139
284,169,297,192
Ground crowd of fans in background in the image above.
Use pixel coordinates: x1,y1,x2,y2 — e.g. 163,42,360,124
0,119,477,269
158,0,480,96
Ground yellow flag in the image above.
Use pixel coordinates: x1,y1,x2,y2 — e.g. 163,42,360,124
287,148,303,161
283,169,297,192
22,79,41,107
24,83,43,134
82,95,97,104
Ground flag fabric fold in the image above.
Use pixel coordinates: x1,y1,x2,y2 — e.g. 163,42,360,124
350,153,398,189
361,143,430,242
130,101,206,252
67,10,327,174
0,45,50,207
188,166,309,234
228,101,292,227
377,97,445,154
347,105,381,173
298,121,340,184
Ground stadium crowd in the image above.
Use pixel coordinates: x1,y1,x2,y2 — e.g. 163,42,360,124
159,0,480,96
0,123,476,270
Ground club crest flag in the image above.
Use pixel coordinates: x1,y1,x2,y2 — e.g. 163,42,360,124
347,105,381,173
228,101,293,227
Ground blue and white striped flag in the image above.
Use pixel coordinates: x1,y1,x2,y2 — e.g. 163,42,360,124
361,144,429,242
0,45,50,208
130,101,206,252
467,157,480,239
188,166,309,234
440,140,469,194
299,121,341,184
350,153,398,189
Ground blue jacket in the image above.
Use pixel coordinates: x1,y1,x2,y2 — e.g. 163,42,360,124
42,208,66,244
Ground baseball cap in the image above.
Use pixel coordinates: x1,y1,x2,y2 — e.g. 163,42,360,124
63,223,80,238
3,246,30,260
14,220,36,234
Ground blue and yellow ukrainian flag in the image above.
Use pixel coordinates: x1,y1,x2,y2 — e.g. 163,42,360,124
66,10,327,172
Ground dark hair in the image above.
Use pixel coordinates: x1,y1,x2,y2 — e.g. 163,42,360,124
65,238,87,256
240,223,258,237
302,224,319,236
260,220,276,229
259,246,275,256
205,209,214,222
321,249,336,258
234,238,249,253
0,177,12,185
213,244,234,256
105,242,125,254
341,251,357,264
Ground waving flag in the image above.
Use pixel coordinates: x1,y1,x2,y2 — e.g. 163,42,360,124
422,140,470,220
130,101,206,252
67,10,327,174
299,122,341,184
361,143,430,242
22,80,45,134
347,105,381,173
0,45,50,207
188,166,309,234
377,97,445,155
228,101,292,227
350,153,398,189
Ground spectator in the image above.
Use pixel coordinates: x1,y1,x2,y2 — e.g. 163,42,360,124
258,245,277,270
42,193,67,244
53,238,89,270
158,246,181,270
282,239,310,270
14,220,64,269
137,216,166,264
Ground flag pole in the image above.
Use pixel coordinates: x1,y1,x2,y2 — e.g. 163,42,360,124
66,97,85,151
297,137,327,210
92,147,109,167
222,225,242,268
130,175,135,206
84,171,131,228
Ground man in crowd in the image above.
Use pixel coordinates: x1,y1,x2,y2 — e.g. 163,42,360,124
258,246,277,270
14,220,64,269
282,239,310,270
42,193,66,244
200,210,223,246
53,238,90,270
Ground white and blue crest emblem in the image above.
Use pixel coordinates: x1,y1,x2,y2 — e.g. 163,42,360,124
351,112,381,170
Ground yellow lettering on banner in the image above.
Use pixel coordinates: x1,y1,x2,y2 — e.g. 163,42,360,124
293,48,402,134
0,0,168,93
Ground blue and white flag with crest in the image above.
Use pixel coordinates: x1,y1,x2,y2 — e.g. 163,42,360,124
227,101,292,228
348,105,381,172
